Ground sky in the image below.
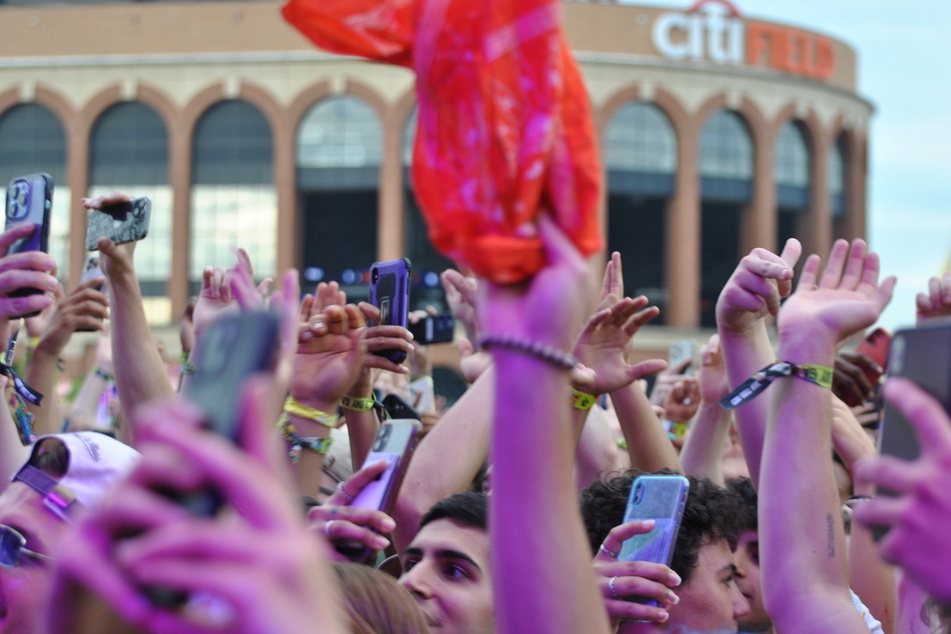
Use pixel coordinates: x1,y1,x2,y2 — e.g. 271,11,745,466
622,0,951,332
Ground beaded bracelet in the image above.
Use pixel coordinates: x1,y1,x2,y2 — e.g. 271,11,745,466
278,414,333,463
339,395,375,412
283,396,341,428
720,360,833,410
479,334,578,371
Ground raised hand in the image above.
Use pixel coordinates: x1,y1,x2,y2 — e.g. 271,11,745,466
573,295,667,395
716,238,801,335
0,223,57,318
593,520,682,626
776,239,896,348
915,272,951,324
853,378,951,604
307,460,395,562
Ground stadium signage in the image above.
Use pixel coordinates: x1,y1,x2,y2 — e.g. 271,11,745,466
651,0,836,81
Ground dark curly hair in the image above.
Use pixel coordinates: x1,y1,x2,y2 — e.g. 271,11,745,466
726,476,758,533
580,469,751,584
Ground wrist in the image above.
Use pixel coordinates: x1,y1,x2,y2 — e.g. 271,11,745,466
31,339,64,361
776,336,837,366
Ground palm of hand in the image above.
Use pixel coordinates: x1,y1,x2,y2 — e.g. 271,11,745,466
778,286,882,341
292,330,362,405
575,325,633,394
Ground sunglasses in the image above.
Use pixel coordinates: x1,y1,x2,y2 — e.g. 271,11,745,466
0,525,53,568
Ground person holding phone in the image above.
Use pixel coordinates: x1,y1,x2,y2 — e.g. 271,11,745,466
582,470,751,631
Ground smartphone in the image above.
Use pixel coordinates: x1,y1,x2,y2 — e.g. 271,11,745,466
408,312,455,345
85,196,151,251
844,327,891,407
80,253,104,289
5,174,53,314
407,375,435,412
181,310,282,515
382,392,421,421
369,258,411,364
618,474,690,604
76,253,106,332
877,321,951,463
350,419,422,515
668,339,696,376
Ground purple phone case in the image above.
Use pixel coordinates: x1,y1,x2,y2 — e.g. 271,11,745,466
369,258,411,364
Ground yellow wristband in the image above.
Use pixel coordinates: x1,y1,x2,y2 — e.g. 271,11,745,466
339,395,375,412
571,389,597,411
283,396,341,428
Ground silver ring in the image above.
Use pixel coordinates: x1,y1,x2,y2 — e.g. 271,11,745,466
599,543,619,559
683,397,692,406
324,520,336,540
337,481,355,502
609,575,619,599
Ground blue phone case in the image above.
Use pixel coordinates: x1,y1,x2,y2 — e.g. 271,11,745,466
618,475,690,603
369,258,411,364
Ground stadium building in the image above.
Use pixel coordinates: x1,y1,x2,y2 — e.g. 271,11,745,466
0,0,871,355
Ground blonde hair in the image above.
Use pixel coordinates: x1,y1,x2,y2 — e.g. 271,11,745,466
332,562,431,634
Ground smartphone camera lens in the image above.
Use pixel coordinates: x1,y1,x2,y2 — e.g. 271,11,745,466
6,182,28,220
371,267,379,284
632,483,644,505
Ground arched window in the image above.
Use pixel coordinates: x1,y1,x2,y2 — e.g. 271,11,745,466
605,101,677,193
699,109,753,197
89,101,171,322
829,134,849,220
698,109,753,327
604,101,678,321
191,100,275,292
774,120,811,248
296,96,380,295
0,104,69,281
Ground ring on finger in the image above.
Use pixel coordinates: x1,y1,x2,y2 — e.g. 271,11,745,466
599,543,619,559
609,575,620,599
337,482,356,502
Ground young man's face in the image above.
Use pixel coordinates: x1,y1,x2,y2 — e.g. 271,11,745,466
399,518,495,633
734,530,772,632
0,483,66,634
666,538,751,632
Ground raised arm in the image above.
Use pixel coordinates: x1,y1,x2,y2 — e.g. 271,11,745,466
89,193,174,431
716,239,801,486
482,216,610,634
761,239,894,633
24,278,110,436
679,335,734,484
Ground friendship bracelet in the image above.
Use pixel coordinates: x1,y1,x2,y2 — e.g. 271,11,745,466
283,396,341,428
94,367,113,381
180,361,196,377
571,389,597,410
720,360,833,410
278,414,333,463
339,395,375,412
478,334,578,371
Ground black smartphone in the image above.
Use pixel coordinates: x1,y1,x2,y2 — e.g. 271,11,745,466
618,474,689,604
181,310,282,515
877,321,951,463
382,392,421,421
369,258,411,364
144,310,281,607
85,196,152,251
408,312,455,345
5,174,53,315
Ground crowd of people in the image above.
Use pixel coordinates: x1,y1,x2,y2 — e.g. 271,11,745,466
0,188,946,633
